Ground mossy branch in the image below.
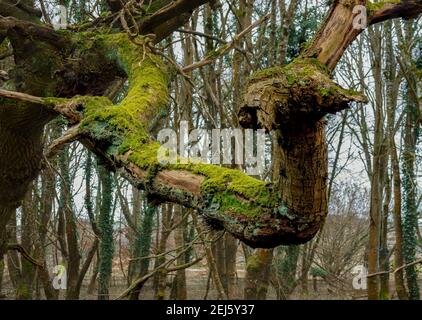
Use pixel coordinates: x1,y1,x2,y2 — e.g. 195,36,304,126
240,58,367,131
0,33,325,248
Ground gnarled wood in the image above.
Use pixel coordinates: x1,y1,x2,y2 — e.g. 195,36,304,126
304,0,422,71
0,0,421,251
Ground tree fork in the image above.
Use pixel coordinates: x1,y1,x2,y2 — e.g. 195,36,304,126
0,35,336,248
0,1,421,250
238,0,422,248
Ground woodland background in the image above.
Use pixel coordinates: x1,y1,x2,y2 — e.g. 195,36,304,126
0,0,420,300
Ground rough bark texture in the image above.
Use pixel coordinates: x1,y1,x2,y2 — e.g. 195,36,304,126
97,165,114,300
0,0,421,252
244,249,273,299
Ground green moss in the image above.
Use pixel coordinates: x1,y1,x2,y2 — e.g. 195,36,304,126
60,33,276,219
249,58,330,85
248,66,285,83
128,141,162,169
17,40,65,96
77,33,169,159
191,164,269,199
210,192,264,217
42,97,68,105
115,138,277,217
246,254,262,271
284,58,330,80
366,0,400,12
0,39,10,56
129,142,277,217
310,266,328,277
248,57,364,102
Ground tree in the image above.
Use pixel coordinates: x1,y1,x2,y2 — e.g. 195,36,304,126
401,24,421,300
97,164,114,300
0,0,421,273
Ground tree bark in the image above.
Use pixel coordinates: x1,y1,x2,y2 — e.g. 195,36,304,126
244,249,273,300
391,141,409,300
0,0,421,253
97,165,114,300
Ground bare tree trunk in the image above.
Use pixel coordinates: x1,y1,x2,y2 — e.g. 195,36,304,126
87,252,99,295
170,205,187,300
278,0,299,64
385,20,408,300
37,146,59,299
391,142,408,300
0,257,4,297
153,204,172,300
57,147,81,300
126,187,142,285
192,213,227,300
275,245,300,300
367,25,386,300
225,234,238,299
244,249,273,300
6,210,22,297
379,172,391,300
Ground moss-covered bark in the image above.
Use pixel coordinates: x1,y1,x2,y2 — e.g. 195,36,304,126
402,89,420,300
9,33,327,248
1,0,421,251
0,32,374,248
97,165,114,300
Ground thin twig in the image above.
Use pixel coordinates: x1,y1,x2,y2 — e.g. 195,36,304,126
182,14,270,73
367,258,422,278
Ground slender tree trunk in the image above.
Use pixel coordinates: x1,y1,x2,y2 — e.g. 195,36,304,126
275,245,300,300
87,251,99,295
224,234,238,299
154,204,172,300
391,142,408,300
0,257,4,297
58,148,81,300
127,187,142,285
367,26,386,300
379,172,391,300
128,200,156,300
37,145,59,299
19,187,37,299
6,210,25,299
192,212,227,300
97,165,114,300
385,20,408,300
170,205,187,300
244,249,273,300
402,88,420,300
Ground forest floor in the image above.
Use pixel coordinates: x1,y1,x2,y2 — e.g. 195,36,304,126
2,268,421,300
